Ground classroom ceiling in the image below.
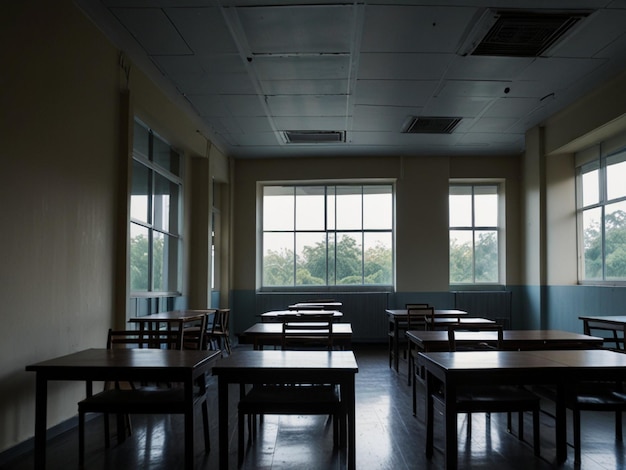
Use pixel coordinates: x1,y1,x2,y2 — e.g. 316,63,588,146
76,0,626,159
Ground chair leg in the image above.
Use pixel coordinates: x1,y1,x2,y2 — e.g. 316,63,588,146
467,413,472,438
532,408,540,456
574,408,582,463
201,400,210,453
517,411,524,440
616,410,623,441
78,409,86,469
238,410,245,466
412,377,417,416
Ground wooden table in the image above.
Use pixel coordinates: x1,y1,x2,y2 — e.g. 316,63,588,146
420,349,626,469
579,315,626,349
212,350,358,469
128,309,214,332
261,309,343,322
239,322,353,350
407,329,604,353
25,348,220,470
385,309,469,372
288,301,343,310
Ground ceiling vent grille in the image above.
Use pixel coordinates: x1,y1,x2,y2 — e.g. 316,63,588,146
403,117,462,134
470,10,590,57
283,130,346,144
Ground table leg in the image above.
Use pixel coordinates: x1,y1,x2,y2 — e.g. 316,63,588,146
184,378,195,470
345,376,356,470
556,382,567,463
443,382,458,470
218,378,229,469
394,322,400,372
34,375,47,469
425,372,434,458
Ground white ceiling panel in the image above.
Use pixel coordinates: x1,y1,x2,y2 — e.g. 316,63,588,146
75,0,626,158
110,8,192,55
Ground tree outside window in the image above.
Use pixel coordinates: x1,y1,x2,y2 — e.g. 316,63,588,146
261,184,394,288
449,184,500,284
578,150,626,281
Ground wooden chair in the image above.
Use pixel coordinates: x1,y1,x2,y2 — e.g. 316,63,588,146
77,329,211,468
567,379,626,463
236,315,344,465
430,324,541,455
388,303,429,369
205,308,231,355
407,306,434,386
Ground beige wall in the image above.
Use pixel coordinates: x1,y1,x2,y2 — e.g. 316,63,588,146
0,1,226,453
233,153,521,293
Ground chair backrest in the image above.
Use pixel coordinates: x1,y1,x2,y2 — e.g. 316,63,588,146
447,324,504,351
180,313,209,350
106,328,183,350
211,308,231,335
281,318,333,350
406,303,429,309
407,306,434,330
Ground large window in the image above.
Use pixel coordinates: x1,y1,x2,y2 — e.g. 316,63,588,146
449,184,500,284
577,149,626,282
261,183,394,289
130,120,182,294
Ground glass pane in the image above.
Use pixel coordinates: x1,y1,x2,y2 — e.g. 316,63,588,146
153,134,180,176
263,232,294,286
263,186,294,231
364,232,392,284
450,230,473,283
295,186,325,230
474,186,498,227
153,173,179,233
363,185,392,230
328,232,336,284
133,121,150,158
449,186,471,227
130,223,149,291
327,187,336,230
582,168,600,207
605,201,626,280
475,230,498,282
335,233,362,284
152,232,179,292
582,207,602,280
336,186,362,230
295,232,326,285
607,157,626,201
131,160,150,223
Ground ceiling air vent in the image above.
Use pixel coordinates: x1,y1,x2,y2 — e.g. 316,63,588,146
283,130,346,144
403,117,462,134
468,10,590,57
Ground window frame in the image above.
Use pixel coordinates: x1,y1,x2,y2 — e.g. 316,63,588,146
129,120,184,297
257,180,396,292
576,147,626,285
448,180,505,288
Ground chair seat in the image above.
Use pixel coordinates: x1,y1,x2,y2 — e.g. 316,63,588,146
574,390,626,408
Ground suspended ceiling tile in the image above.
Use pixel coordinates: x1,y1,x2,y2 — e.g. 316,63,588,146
437,80,512,98
262,79,349,96
482,97,541,118
252,55,351,81
110,8,192,55
273,116,347,130
361,5,478,53
445,55,534,81
237,4,355,54
266,95,348,116
165,7,239,55
358,53,454,80
354,80,439,107
423,96,493,117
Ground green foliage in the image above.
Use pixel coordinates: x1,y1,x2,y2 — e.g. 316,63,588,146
449,231,498,283
263,234,392,286
584,209,626,280
129,233,164,291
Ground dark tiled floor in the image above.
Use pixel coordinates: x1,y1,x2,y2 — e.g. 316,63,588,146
4,345,625,469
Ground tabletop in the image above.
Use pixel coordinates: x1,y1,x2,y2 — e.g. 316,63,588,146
241,322,353,335
288,301,343,310
128,309,214,323
386,309,467,318
579,315,626,324
407,329,604,351
261,309,344,321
